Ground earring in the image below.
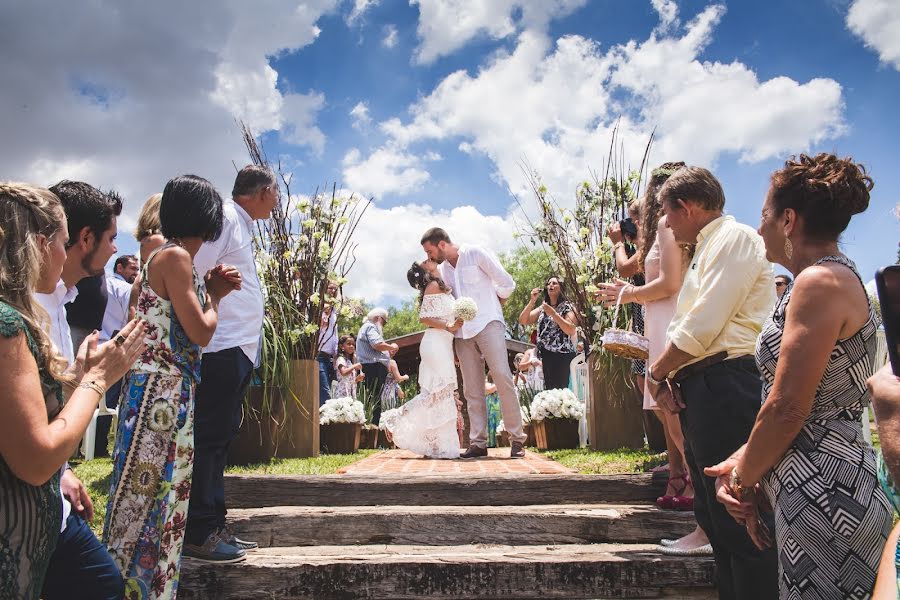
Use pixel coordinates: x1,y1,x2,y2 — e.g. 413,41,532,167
784,237,793,260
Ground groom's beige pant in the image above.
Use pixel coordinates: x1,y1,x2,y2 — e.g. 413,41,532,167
455,320,526,447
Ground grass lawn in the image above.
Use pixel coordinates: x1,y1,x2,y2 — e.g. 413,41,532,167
537,446,667,475
71,450,378,536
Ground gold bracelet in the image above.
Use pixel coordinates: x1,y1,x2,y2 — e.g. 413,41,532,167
78,380,105,398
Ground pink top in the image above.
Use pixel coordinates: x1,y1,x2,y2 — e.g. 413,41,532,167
642,232,679,409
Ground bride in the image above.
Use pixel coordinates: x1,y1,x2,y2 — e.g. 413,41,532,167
380,259,463,459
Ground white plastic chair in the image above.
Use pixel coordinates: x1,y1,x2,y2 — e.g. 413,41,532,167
570,355,589,448
81,402,118,460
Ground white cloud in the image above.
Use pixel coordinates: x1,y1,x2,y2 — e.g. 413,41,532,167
847,0,900,70
346,203,518,302
342,146,433,198
382,24,399,48
0,0,335,231
363,3,845,203
348,0,380,24
411,0,587,64
651,0,679,31
350,101,372,130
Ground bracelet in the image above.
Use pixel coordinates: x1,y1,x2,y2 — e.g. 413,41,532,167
78,380,105,398
613,242,624,251
730,467,755,501
647,371,666,387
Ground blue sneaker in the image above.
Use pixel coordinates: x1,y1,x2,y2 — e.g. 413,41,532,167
183,531,246,564
220,525,259,551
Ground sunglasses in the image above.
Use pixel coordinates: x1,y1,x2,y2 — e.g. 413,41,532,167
775,281,787,288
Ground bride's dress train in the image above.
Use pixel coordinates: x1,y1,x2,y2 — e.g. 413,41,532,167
380,293,460,459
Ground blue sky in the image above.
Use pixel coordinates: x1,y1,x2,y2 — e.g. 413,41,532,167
1,0,897,306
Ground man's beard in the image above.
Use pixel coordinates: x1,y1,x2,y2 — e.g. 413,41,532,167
81,247,106,277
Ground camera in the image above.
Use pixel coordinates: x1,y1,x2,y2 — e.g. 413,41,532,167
620,217,638,239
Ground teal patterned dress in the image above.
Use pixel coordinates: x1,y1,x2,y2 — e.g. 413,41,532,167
103,244,204,600
0,301,63,600
486,390,501,447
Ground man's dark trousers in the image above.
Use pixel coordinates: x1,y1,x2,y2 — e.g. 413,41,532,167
361,362,387,425
42,512,123,600
185,347,254,545
677,356,779,600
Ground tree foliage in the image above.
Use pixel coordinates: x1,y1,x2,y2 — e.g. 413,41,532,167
499,246,554,340
383,298,425,339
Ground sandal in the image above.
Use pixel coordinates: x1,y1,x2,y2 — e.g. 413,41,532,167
656,474,688,509
671,474,695,511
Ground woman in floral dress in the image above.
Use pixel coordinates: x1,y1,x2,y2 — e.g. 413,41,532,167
104,175,240,599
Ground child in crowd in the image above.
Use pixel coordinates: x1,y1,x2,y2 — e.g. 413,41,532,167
333,335,364,399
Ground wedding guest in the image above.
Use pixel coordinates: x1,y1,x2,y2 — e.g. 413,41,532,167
598,162,707,555
29,180,127,600
705,154,892,599
185,165,275,563
774,273,792,299
517,346,544,391
113,254,139,284
0,182,144,600
645,166,778,599
485,374,501,447
869,365,900,599
135,193,165,264
104,174,240,596
356,308,399,424
381,358,409,412
317,280,340,404
609,200,648,383
517,276,577,389
333,334,364,399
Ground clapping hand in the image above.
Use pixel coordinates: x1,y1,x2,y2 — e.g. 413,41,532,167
83,319,147,391
206,264,242,300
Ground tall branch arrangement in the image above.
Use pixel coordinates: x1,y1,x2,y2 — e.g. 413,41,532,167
240,123,371,380
517,128,652,353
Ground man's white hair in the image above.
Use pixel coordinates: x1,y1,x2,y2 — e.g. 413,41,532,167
366,307,388,322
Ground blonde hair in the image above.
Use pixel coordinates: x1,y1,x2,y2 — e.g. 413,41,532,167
0,182,73,382
134,193,162,241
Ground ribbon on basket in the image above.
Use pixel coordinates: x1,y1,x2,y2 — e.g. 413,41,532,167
599,285,649,360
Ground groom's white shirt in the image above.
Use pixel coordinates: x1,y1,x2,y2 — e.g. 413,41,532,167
440,244,515,339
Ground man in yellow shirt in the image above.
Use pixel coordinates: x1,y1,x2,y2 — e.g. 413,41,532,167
647,167,777,600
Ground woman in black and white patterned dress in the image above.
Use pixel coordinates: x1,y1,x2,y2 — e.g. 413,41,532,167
706,154,892,599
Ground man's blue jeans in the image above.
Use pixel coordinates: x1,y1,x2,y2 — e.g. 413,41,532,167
42,512,123,600
317,353,336,406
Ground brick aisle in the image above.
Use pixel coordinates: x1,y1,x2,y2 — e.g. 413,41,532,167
337,448,574,476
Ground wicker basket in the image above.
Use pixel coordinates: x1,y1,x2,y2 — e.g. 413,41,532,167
600,286,649,360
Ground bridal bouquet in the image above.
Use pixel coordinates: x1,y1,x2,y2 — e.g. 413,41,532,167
529,389,585,421
319,397,365,425
454,297,478,321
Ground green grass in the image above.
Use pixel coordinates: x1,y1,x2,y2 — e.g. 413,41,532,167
70,450,376,536
538,446,667,475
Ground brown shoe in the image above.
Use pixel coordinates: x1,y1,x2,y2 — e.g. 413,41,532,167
510,441,526,459
459,444,488,459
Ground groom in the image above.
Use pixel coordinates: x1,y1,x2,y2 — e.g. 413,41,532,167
421,227,527,459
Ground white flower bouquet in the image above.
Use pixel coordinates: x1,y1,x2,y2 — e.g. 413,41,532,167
497,405,531,433
453,297,478,321
319,397,365,425
529,388,585,421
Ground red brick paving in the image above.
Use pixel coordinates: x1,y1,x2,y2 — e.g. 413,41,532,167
337,448,574,476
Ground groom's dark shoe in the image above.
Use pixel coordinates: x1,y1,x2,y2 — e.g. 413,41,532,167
460,445,488,459
510,441,526,459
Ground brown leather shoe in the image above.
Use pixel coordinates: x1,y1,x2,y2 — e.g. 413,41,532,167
459,444,488,459
510,441,526,459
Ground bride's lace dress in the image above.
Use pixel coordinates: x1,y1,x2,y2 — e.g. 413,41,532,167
380,292,460,459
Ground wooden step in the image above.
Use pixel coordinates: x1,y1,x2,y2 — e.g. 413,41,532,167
225,473,667,508
179,543,715,600
227,504,695,547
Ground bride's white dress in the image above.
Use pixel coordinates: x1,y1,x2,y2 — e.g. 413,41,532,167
380,292,460,459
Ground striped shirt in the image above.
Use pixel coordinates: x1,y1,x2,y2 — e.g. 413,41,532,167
356,321,389,367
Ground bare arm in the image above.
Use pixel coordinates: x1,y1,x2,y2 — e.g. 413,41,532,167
420,283,463,333
614,244,641,278
736,267,862,486
869,364,900,483
518,288,542,325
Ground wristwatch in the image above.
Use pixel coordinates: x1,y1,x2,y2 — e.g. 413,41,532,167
647,370,666,387
730,467,754,500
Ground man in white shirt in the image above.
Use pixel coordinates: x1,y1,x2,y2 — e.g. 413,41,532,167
35,180,125,600
184,165,275,563
423,227,527,459
112,254,138,284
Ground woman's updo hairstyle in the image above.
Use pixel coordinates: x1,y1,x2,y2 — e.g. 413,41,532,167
769,153,872,241
407,262,427,292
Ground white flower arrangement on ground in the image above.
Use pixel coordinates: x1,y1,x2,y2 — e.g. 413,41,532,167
319,397,365,425
529,388,585,421
496,405,531,433
453,297,478,321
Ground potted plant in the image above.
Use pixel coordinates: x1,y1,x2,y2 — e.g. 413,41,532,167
320,397,365,454
528,388,585,450
518,128,649,450
230,124,370,463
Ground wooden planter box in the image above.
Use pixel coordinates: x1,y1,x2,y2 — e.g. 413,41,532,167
532,418,580,450
587,354,645,451
359,426,379,450
498,423,536,448
320,422,362,454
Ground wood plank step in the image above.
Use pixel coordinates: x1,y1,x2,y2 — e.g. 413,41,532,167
225,473,667,508
179,543,715,600
227,504,695,547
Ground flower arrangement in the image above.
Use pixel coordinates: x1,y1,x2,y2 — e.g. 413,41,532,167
529,388,585,421
319,397,365,425
496,405,531,433
453,297,478,322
